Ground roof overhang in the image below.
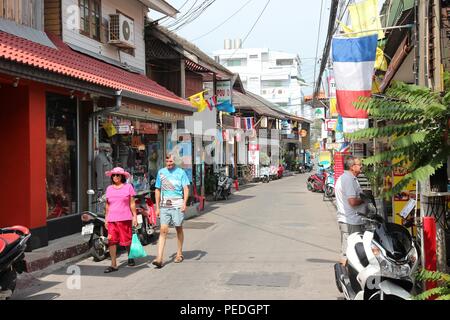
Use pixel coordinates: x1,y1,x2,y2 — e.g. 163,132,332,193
141,0,179,17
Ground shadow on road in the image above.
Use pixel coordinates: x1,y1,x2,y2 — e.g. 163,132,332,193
169,250,208,261
306,258,338,264
13,279,62,300
207,194,255,207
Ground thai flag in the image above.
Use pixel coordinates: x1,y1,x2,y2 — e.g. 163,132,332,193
206,96,217,111
332,34,378,119
244,117,255,130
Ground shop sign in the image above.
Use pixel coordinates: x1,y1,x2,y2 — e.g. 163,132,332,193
249,143,259,151
117,125,132,134
203,81,214,99
216,80,231,104
281,120,291,134
248,150,259,165
137,122,159,134
121,101,186,122
325,119,337,131
343,118,369,133
319,151,332,168
315,107,325,119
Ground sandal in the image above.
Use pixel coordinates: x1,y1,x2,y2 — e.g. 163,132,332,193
152,259,163,268
104,266,119,273
174,255,184,263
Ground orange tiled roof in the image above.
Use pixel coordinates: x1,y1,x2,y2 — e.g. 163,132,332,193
0,31,192,107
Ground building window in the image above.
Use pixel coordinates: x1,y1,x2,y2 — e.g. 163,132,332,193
262,80,285,88
79,0,101,41
276,59,293,66
249,54,259,59
261,53,269,62
226,58,246,67
46,94,78,220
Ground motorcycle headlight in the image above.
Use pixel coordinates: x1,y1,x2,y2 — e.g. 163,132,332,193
375,249,411,278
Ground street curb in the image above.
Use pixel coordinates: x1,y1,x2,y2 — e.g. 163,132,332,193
24,242,89,273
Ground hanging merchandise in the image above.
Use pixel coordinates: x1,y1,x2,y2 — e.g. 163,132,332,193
102,121,117,137
132,135,142,148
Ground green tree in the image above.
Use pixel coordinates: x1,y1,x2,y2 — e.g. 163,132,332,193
346,78,450,198
414,269,450,300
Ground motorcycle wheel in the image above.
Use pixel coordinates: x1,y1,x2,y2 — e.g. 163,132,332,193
90,237,108,262
325,186,335,198
0,268,17,299
307,182,313,191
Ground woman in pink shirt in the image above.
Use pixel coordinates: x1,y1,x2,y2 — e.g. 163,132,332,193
104,167,138,273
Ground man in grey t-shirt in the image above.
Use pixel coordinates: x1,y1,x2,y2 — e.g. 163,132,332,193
335,156,365,265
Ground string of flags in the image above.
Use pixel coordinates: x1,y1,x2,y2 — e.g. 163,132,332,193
188,91,236,114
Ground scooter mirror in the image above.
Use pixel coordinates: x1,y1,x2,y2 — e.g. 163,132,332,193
87,190,95,195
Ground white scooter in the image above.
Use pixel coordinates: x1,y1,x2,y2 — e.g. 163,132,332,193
334,192,419,300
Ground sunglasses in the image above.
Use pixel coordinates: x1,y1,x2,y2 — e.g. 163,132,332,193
112,174,123,177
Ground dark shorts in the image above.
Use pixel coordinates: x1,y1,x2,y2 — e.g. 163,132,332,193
108,220,132,247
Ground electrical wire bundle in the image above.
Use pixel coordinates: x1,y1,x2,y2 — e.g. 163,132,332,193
163,0,218,32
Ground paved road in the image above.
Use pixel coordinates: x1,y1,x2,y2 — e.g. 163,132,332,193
14,174,341,300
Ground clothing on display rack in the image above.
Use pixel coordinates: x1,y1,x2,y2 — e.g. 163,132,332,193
95,149,113,192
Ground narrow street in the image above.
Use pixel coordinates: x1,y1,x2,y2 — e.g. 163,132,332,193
14,174,340,300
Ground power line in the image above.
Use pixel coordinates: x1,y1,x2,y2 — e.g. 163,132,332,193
312,0,325,101
191,0,255,41
228,0,272,59
157,0,191,25
169,0,218,31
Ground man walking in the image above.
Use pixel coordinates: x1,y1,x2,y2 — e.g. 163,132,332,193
334,156,365,266
152,153,190,268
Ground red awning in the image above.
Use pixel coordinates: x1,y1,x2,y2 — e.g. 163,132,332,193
0,31,192,108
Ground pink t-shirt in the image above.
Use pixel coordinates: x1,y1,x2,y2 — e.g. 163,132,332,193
106,183,136,222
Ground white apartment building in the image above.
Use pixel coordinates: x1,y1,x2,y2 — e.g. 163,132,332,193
213,39,313,120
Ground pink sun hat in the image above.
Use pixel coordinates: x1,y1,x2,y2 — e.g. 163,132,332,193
105,167,130,179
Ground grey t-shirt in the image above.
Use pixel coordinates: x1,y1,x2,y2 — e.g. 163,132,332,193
335,171,364,225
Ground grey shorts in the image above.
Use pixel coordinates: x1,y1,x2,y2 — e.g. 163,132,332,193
338,223,365,259
160,207,184,227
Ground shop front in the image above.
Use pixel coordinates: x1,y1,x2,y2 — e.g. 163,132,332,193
94,98,193,200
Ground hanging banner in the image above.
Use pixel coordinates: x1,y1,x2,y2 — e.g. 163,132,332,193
216,80,232,104
281,120,292,134
325,119,338,131
319,151,332,168
343,117,369,133
332,34,377,119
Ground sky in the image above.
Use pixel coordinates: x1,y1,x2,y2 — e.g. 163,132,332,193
150,0,333,95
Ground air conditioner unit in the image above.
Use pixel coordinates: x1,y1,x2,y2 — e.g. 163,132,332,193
108,14,135,48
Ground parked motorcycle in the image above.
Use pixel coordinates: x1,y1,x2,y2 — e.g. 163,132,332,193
277,164,284,179
334,192,419,300
304,162,314,172
81,190,109,261
260,166,271,183
323,170,335,200
306,168,326,192
0,226,31,300
214,172,233,200
134,186,157,246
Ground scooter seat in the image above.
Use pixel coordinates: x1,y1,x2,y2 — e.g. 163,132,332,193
3,226,30,235
0,233,21,255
